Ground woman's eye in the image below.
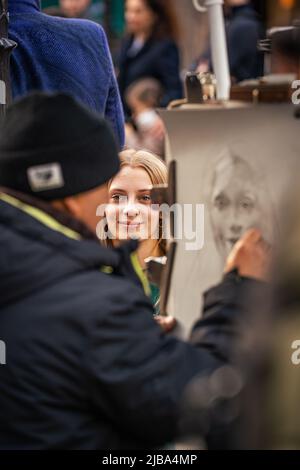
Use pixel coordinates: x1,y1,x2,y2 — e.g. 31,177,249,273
139,195,151,203
111,194,127,203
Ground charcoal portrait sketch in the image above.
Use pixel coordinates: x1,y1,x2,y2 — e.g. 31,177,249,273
209,148,274,263
160,104,300,336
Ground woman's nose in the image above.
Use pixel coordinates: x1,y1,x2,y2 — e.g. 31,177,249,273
123,203,140,218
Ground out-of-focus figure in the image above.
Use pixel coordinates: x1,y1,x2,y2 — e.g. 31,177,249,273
263,24,300,77
261,181,300,450
124,78,165,157
192,0,264,83
58,0,105,24
117,0,183,117
42,6,67,17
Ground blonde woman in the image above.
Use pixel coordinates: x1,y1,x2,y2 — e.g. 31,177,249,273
101,149,168,315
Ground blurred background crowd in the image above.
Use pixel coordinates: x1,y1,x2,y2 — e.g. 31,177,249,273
41,0,300,67
38,0,300,159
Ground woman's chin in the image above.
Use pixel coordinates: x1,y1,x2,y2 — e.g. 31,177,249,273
117,229,141,241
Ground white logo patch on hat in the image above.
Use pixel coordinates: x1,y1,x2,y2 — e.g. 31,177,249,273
27,163,64,192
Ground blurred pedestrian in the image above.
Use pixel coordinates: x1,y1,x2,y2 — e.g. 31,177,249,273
58,0,105,24
124,78,165,157
42,6,67,17
192,0,264,83
263,24,300,76
117,0,183,117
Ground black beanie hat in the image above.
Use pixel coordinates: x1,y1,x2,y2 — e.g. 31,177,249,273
0,92,120,200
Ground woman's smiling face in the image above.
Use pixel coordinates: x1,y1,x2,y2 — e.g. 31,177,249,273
105,165,160,243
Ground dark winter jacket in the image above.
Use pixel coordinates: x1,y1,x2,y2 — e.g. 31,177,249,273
0,189,244,449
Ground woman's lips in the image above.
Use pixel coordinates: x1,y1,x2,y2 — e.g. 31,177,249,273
118,221,143,227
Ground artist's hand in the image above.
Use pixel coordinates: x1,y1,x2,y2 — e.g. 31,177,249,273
154,315,177,333
224,229,272,282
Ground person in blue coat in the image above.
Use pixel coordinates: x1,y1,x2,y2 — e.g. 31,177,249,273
117,0,183,117
8,0,124,147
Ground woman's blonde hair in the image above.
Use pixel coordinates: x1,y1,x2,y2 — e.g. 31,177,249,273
101,149,168,255
118,149,167,186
